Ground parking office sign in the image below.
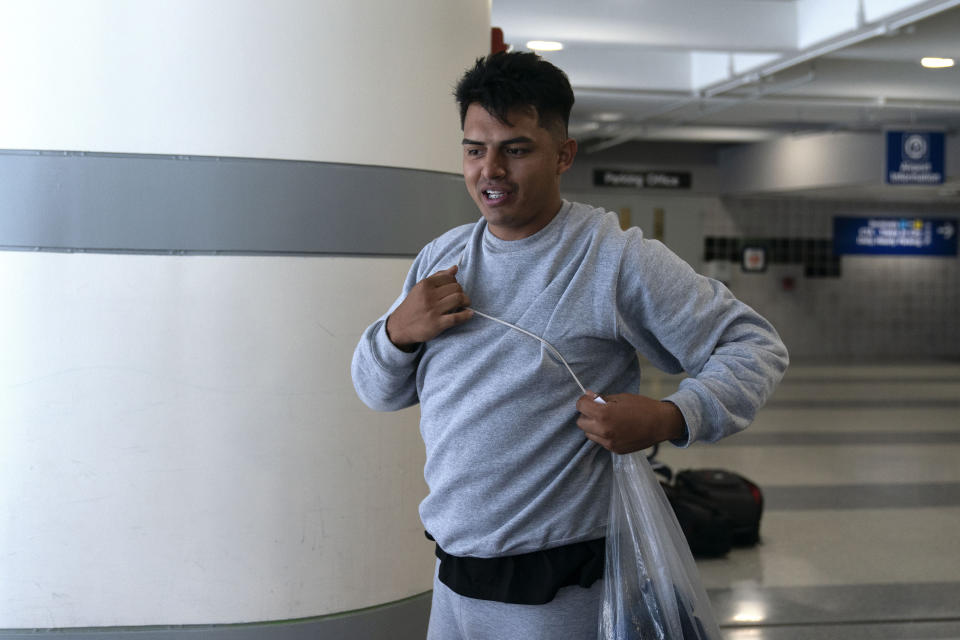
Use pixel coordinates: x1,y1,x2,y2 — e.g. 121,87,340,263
885,130,945,185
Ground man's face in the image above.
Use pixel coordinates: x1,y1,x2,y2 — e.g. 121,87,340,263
462,103,576,241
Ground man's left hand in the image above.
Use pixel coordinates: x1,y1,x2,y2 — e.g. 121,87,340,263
575,392,687,454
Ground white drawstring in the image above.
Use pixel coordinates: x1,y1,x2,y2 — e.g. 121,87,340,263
467,306,589,396
457,251,589,396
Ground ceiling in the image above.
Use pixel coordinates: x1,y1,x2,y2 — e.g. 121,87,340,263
491,0,960,182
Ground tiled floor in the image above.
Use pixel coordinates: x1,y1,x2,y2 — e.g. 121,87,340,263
642,361,960,640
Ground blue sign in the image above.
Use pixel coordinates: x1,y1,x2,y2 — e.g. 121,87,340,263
834,217,958,256
885,131,945,185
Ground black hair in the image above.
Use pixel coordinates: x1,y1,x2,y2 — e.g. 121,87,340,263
454,51,575,139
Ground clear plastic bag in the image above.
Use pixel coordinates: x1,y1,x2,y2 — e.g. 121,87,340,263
599,450,723,640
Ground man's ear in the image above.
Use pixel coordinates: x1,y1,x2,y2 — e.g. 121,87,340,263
557,137,578,175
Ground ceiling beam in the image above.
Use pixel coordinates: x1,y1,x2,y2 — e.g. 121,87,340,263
581,0,960,152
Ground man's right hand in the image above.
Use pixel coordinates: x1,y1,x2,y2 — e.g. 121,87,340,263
385,265,473,352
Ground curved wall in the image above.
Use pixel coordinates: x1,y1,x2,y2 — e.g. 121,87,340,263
0,0,484,173
0,0,489,630
2,252,427,625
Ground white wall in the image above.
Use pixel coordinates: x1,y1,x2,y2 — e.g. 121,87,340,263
0,0,488,173
718,131,958,195
710,197,960,360
718,132,884,194
560,141,721,270
0,253,432,626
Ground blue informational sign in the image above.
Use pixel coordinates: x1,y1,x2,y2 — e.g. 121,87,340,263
834,217,958,256
885,131,945,185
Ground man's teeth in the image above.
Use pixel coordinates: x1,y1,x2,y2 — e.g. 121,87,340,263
485,190,507,200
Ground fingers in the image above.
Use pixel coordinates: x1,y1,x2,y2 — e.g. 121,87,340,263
576,392,632,453
576,412,618,452
426,264,459,286
424,266,470,315
438,308,474,329
575,398,607,433
575,394,670,454
575,393,609,440
575,391,605,416
387,264,472,348
581,430,614,452
433,282,471,310
425,266,469,307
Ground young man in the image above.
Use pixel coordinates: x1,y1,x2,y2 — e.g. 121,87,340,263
352,52,788,639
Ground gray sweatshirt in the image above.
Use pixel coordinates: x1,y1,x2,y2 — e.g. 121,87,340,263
351,201,788,558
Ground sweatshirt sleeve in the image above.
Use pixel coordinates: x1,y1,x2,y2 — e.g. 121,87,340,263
350,247,432,412
615,233,789,446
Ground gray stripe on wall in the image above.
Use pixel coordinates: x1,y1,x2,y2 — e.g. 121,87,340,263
766,398,960,409
764,481,960,510
0,150,479,255
716,429,960,446
778,376,960,385
0,592,431,639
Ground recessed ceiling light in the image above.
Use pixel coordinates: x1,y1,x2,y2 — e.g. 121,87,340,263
594,112,624,122
570,121,601,134
526,40,563,52
921,57,955,68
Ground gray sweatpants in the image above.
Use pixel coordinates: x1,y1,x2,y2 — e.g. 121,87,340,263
426,561,602,640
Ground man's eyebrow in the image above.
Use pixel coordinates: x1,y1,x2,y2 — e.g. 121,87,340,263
461,136,535,146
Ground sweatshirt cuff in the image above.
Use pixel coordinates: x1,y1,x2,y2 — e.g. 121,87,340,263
371,319,422,370
662,388,703,448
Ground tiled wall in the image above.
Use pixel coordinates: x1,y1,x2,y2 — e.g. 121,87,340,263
707,197,960,361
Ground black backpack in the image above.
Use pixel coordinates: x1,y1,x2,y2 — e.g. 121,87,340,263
649,447,764,557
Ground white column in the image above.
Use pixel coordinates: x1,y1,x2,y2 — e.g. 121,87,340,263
0,0,489,628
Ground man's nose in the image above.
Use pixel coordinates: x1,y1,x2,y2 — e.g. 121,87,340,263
481,153,506,179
